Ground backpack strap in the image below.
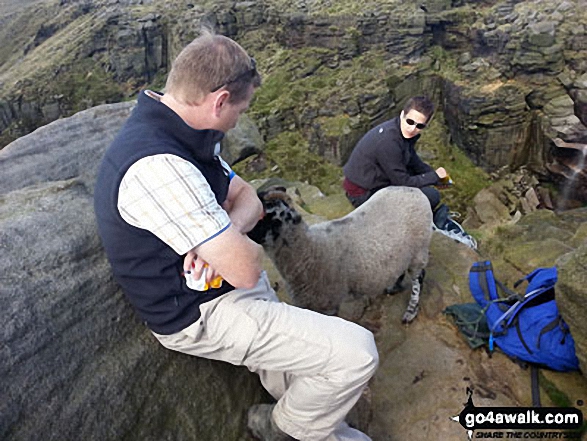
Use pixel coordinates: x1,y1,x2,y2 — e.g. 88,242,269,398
531,364,542,407
470,261,504,305
536,316,570,349
513,315,533,355
513,267,545,288
496,279,520,299
514,267,558,292
500,286,556,333
536,317,560,350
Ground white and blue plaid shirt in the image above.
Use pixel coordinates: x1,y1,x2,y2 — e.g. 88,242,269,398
117,153,232,255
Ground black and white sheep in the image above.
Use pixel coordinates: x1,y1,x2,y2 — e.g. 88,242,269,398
248,186,433,323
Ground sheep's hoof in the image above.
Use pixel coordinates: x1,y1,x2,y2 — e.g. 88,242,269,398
385,284,402,295
402,308,419,324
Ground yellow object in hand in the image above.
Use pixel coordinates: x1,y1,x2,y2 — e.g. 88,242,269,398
202,263,223,290
206,276,224,290
437,175,453,187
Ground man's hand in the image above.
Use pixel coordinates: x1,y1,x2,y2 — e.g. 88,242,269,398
184,225,263,289
181,175,264,289
184,250,221,284
435,167,453,189
435,167,447,179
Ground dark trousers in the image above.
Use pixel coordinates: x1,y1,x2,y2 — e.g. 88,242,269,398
346,185,441,210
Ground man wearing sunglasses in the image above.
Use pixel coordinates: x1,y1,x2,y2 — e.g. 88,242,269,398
95,29,378,441
343,96,448,221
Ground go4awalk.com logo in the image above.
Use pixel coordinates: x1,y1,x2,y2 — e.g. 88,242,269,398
451,388,584,440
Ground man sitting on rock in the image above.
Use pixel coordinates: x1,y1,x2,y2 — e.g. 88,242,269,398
94,29,378,441
343,95,476,248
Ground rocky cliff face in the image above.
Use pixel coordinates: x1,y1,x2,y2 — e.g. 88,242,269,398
438,0,587,201
0,102,267,441
1,0,586,204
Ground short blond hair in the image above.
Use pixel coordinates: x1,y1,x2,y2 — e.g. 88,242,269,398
165,29,261,105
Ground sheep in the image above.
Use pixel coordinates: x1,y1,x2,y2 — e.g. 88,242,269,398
247,185,433,323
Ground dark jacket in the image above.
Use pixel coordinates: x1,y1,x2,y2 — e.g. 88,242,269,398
343,117,438,191
94,91,235,335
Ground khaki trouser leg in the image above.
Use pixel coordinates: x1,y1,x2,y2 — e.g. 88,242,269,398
153,272,379,441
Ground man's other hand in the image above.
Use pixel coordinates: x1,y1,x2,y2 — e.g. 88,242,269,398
435,167,447,179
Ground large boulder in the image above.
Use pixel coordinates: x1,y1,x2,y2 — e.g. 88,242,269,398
0,103,267,441
222,113,265,165
0,102,134,195
556,231,587,373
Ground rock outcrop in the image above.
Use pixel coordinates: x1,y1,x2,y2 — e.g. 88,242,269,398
0,103,266,441
558,241,587,373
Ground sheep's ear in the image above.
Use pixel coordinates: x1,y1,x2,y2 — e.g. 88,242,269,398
262,188,294,206
257,187,285,200
257,185,286,197
261,184,286,192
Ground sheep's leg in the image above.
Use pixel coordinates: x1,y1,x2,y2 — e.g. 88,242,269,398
402,269,425,324
385,272,405,295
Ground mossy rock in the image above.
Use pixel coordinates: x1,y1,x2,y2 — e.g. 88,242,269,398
479,208,586,284
571,223,587,246
557,244,587,375
305,193,354,220
502,239,575,273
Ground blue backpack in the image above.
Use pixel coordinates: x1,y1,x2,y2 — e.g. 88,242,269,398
469,261,579,372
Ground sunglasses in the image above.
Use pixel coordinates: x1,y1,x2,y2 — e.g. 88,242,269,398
405,118,427,130
210,57,257,93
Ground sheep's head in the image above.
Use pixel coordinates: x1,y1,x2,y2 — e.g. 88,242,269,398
247,187,302,245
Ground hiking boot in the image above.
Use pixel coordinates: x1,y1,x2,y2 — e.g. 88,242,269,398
248,404,296,441
432,218,478,250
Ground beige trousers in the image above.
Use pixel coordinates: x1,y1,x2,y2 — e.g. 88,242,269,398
153,272,379,441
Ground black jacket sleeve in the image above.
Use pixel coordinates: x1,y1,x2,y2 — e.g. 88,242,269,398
377,140,439,188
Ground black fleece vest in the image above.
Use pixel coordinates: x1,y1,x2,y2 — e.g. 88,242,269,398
94,91,235,334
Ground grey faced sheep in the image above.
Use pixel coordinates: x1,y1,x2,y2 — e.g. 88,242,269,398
248,186,433,323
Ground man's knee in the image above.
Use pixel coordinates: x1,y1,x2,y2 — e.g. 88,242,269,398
358,329,379,378
339,325,379,383
420,186,441,210
346,192,370,209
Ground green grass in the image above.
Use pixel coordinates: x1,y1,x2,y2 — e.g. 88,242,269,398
418,111,492,215
233,130,344,195
428,45,462,83
49,59,125,113
249,45,390,120
237,45,395,194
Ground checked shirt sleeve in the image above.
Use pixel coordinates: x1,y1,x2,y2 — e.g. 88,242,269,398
117,154,231,255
